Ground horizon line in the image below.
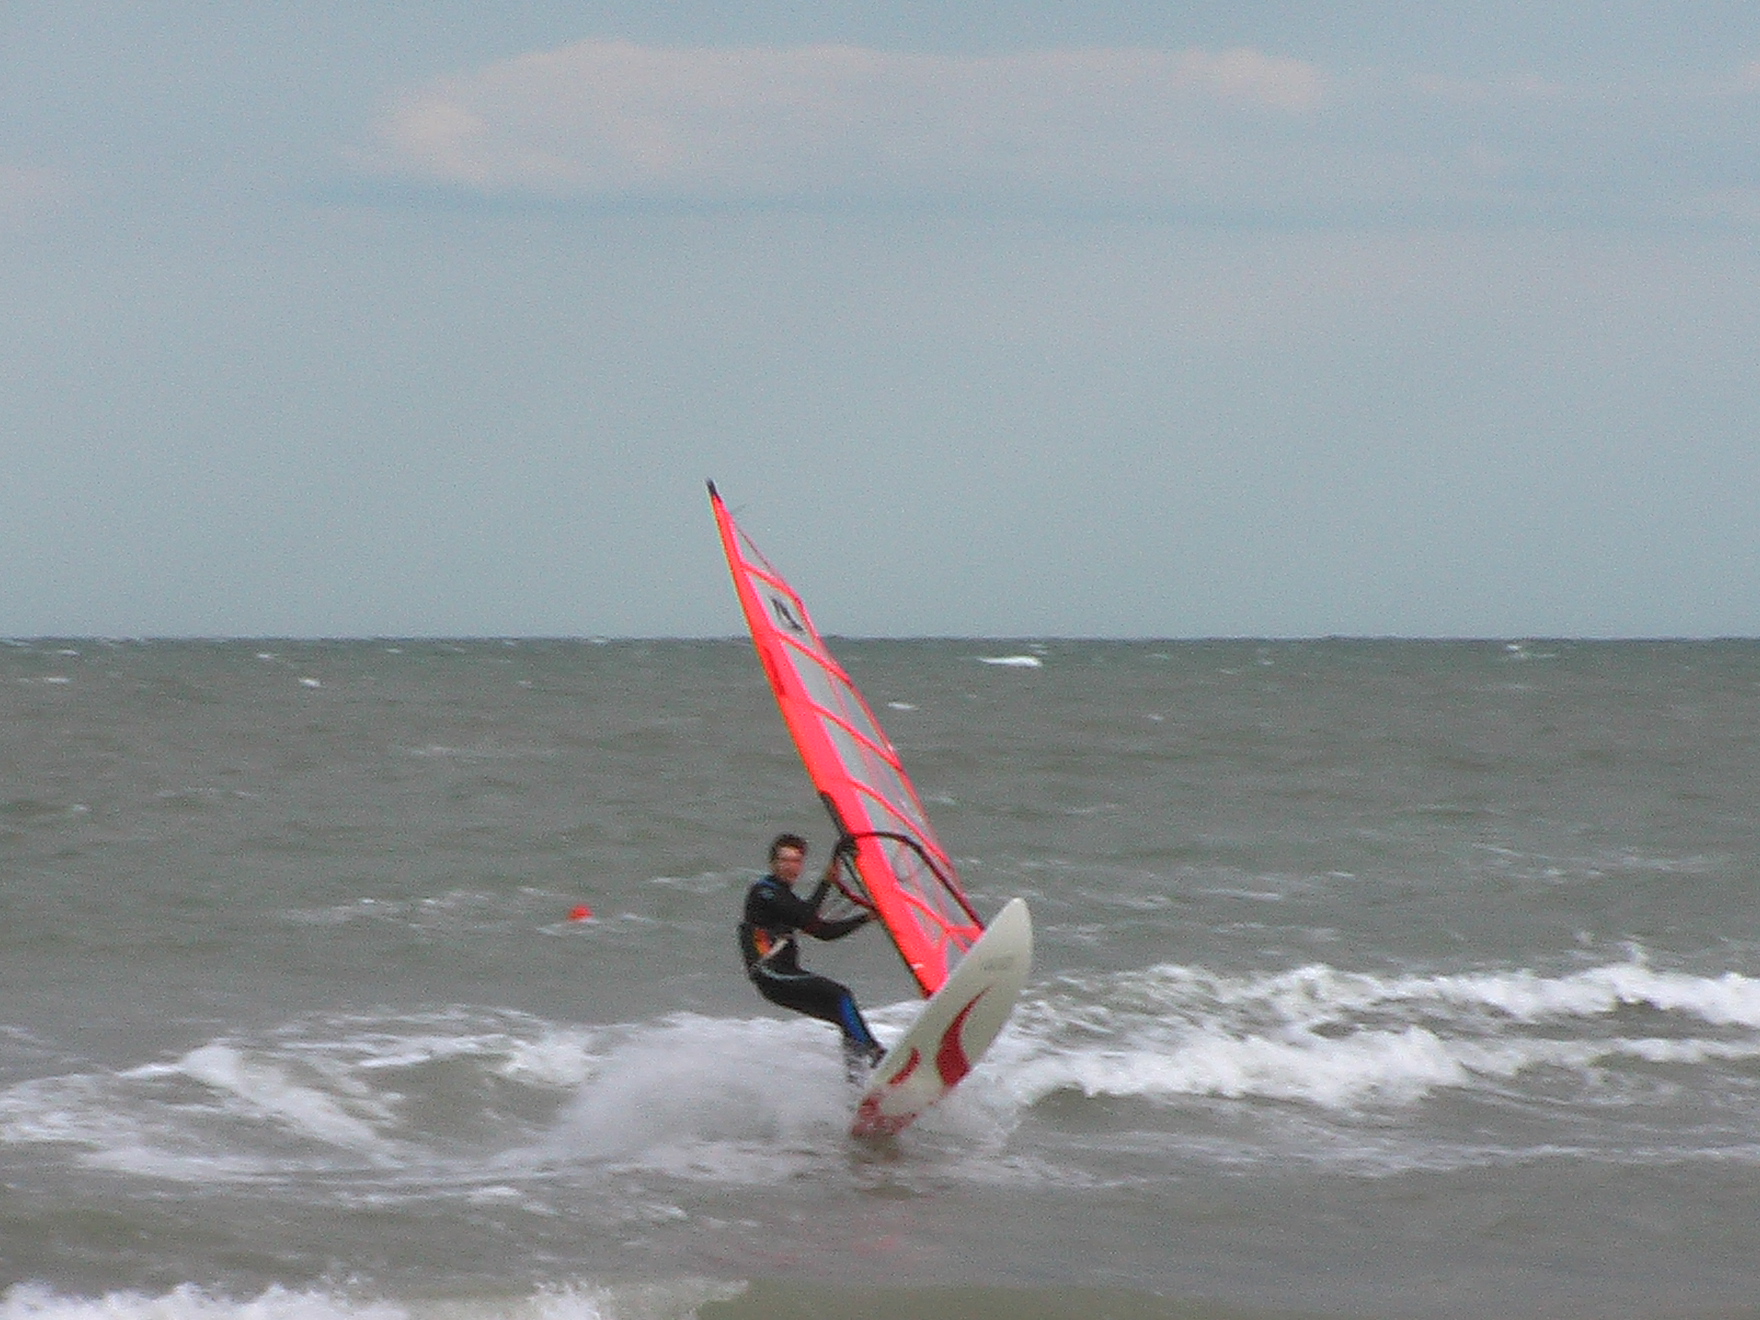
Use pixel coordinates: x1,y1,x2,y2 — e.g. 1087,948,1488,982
6,634,1758,646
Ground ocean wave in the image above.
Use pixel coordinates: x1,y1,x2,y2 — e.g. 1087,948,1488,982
0,1008,944,1189
7,958,1760,1195
1009,1024,1468,1109
997,955,1760,1112
1043,957,1760,1032
0,1282,740,1320
0,1010,605,1183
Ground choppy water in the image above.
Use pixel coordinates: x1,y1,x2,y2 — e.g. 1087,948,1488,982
3,638,1759,1319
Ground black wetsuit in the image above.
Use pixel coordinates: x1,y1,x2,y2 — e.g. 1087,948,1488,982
738,872,881,1060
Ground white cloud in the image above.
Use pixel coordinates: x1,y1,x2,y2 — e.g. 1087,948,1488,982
357,40,1760,226
363,40,1325,205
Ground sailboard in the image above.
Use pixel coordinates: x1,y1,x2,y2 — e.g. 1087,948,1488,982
708,482,1032,1136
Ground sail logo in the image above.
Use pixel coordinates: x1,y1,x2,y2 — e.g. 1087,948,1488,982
768,593,807,636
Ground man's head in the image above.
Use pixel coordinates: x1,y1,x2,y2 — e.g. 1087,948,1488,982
769,831,808,882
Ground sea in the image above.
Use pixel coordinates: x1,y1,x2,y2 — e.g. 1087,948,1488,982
3,637,1759,1320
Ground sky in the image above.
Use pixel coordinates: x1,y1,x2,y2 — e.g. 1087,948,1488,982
4,2,1758,638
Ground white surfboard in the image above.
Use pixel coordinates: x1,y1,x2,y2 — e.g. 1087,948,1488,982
851,897,1033,1139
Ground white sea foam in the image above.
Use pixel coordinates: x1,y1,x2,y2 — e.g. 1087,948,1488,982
547,1013,850,1175
0,1282,739,1320
297,1009,600,1087
1414,963,1760,1026
1092,958,1760,1032
0,1074,116,1147
975,654,1042,667
0,1009,604,1182
493,1030,601,1088
0,1285,405,1320
171,1044,393,1153
8,957,1757,1200
4,1012,855,1190
996,955,1760,1113
1004,1021,1469,1109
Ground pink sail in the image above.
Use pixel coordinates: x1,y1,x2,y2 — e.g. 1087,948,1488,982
709,483,982,996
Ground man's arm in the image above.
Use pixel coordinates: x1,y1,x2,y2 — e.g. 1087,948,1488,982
803,853,871,940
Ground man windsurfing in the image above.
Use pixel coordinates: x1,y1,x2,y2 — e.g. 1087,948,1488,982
737,832,885,1076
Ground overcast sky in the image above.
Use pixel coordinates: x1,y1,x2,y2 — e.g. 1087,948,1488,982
4,3,1758,638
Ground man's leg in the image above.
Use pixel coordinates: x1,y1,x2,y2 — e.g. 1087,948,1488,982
754,967,882,1060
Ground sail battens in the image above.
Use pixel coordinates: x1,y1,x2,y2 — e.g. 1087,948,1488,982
710,484,983,996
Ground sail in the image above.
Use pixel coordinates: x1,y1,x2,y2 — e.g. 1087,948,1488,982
708,483,983,996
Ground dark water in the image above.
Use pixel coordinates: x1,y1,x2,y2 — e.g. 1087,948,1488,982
3,638,1759,1319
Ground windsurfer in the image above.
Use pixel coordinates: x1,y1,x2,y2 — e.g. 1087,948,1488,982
738,832,885,1076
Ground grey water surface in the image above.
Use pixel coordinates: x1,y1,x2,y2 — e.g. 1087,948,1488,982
3,638,1758,1320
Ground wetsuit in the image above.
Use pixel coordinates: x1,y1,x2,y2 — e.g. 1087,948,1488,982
738,871,882,1066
